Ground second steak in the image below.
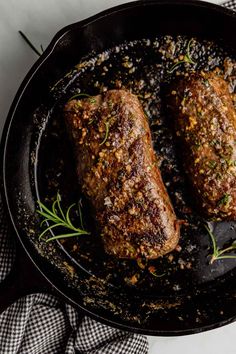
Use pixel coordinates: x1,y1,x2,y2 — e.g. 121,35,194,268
168,72,236,220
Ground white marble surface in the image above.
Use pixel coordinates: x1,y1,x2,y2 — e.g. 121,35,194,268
1,0,236,353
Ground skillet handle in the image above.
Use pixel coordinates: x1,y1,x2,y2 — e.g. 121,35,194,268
0,230,55,314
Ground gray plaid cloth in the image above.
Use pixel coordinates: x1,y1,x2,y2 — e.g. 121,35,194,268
223,0,236,10
0,1,235,353
0,192,148,354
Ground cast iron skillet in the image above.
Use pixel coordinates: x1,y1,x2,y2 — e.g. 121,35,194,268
1,0,236,336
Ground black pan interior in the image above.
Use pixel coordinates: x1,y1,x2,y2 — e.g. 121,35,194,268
2,1,236,335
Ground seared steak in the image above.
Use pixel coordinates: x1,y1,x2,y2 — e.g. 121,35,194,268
168,72,236,220
64,89,180,259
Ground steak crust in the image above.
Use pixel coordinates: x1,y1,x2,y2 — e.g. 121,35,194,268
64,89,180,258
168,72,236,220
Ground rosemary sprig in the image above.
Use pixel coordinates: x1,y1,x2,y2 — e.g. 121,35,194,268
168,38,196,74
204,224,236,264
99,121,110,146
69,93,97,105
19,30,43,56
37,192,90,243
69,93,92,101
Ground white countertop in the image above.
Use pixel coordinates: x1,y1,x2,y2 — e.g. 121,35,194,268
1,0,235,353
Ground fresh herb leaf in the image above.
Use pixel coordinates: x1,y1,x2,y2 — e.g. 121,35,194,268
68,93,96,104
108,100,113,109
203,79,210,87
148,266,165,278
217,193,231,207
88,118,94,125
89,97,97,104
37,192,90,242
168,38,196,74
208,160,217,169
99,121,110,146
150,271,165,278
168,60,186,74
194,141,201,149
204,223,236,264
69,93,92,101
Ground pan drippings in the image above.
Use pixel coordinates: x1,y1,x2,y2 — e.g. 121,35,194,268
35,35,236,297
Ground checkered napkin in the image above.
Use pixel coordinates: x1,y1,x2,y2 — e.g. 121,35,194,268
0,1,235,353
0,192,148,353
223,0,236,11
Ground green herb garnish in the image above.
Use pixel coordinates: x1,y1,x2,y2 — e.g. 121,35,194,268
89,97,97,104
88,118,94,125
108,100,113,109
37,192,90,242
168,38,196,74
208,160,217,169
50,69,74,92
148,266,165,278
217,193,231,207
204,224,236,264
99,121,110,146
193,141,201,149
69,93,96,104
69,93,92,101
203,79,210,87
19,30,43,57
149,271,165,278
210,139,219,147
